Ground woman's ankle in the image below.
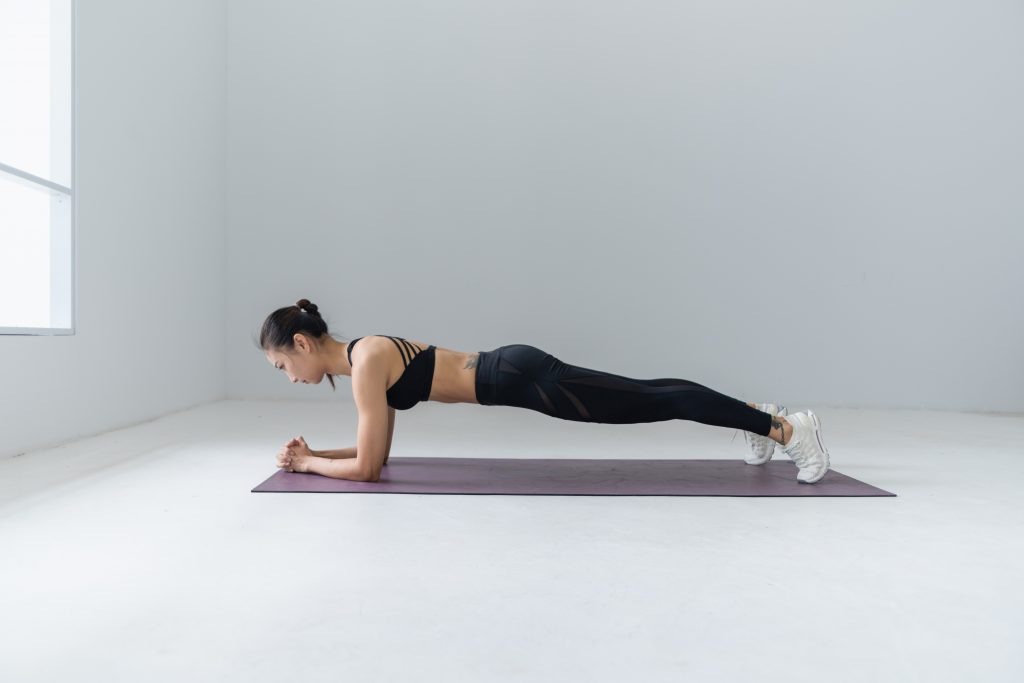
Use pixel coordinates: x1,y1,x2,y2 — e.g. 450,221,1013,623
770,416,792,446
748,402,792,445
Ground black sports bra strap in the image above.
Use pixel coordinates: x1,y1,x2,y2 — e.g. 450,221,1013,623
349,336,426,369
346,337,363,365
397,337,420,363
386,336,421,367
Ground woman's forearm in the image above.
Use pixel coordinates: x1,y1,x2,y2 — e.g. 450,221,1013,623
304,455,371,481
313,446,357,459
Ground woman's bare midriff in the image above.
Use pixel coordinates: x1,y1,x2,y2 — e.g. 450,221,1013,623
364,336,481,405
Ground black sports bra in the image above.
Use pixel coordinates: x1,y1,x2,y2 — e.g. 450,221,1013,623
346,335,437,410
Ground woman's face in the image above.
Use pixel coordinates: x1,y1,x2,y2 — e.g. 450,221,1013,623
265,336,323,385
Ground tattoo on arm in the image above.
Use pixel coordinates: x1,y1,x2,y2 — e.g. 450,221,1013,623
465,354,479,369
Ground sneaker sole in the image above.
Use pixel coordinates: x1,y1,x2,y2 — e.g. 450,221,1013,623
797,409,831,484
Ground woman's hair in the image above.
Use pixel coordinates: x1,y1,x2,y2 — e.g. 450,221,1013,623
255,298,346,391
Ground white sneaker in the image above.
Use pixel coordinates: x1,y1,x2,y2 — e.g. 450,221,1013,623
780,410,831,483
743,403,788,465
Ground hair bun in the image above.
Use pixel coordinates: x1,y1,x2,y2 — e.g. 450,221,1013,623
296,298,318,315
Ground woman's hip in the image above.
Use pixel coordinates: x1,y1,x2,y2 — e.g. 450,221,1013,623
474,344,558,406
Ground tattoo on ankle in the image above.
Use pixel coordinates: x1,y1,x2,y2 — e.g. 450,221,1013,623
771,418,783,441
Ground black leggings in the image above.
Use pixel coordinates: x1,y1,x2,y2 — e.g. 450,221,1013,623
474,344,772,436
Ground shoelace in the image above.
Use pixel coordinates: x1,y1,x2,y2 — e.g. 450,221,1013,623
734,418,774,451
747,429,769,447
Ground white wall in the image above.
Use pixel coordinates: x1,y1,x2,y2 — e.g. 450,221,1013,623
0,0,227,459
5,0,1021,462
226,0,1024,412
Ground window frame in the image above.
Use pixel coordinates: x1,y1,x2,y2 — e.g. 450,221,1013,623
0,0,76,337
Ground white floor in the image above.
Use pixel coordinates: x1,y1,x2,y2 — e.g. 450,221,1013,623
1,400,1022,682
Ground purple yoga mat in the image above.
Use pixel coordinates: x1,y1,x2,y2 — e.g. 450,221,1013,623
251,457,895,497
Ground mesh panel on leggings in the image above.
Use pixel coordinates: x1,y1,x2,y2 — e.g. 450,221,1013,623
532,381,556,415
499,359,522,374
554,383,590,420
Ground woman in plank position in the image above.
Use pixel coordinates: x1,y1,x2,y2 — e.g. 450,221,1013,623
259,299,830,484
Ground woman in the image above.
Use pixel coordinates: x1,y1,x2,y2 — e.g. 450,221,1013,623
259,299,831,484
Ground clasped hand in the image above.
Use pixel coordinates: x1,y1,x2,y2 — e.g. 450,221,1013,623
277,436,314,473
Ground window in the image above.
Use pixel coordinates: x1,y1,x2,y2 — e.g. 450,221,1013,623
0,0,74,335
